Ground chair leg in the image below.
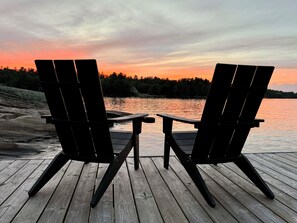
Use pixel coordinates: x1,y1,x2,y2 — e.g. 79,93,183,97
234,154,274,199
177,153,216,207
184,162,216,207
164,135,170,169
28,152,69,196
91,145,132,208
90,162,120,208
133,134,139,170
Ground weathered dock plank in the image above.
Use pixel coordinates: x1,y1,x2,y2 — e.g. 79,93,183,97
201,164,286,223
257,153,297,175
126,158,163,223
266,153,297,168
64,162,97,223
37,161,84,223
0,160,48,223
169,157,238,223
12,160,70,223
0,160,29,185
0,160,14,172
248,154,297,193
277,152,297,164
141,157,188,223
113,162,138,223
152,157,213,223
224,162,297,222
0,153,296,223
89,163,114,223
0,160,42,205
198,169,261,222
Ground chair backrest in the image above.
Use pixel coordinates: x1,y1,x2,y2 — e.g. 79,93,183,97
36,59,114,162
191,63,274,162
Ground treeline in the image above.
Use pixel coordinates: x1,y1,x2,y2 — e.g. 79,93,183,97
0,67,41,91
0,67,211,98
1,67,297,98
99,72,210,98
265,89,297,98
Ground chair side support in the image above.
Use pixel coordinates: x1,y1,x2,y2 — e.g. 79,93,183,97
234,154,274,199
170,136,216,207
28,152,69,196
91,140,134,207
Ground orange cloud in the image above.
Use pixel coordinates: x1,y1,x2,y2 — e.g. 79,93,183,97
0,38,90,69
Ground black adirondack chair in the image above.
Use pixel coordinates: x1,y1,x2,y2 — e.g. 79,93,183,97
157,63,275,207
28,59,152,208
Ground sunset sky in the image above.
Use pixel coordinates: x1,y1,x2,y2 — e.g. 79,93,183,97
1,0,297,92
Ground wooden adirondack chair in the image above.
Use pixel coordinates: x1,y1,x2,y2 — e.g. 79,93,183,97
157,63,275,207
28,59,152,207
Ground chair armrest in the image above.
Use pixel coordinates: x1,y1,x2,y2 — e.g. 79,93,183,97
142,117,155,123
107,113,148,123
42,113,154,135
106,110,132,118
106,110,155,123
109,113,155,135
157,113,200,134
41,115,53,124
42,113,154,125
157,113,199,125
253,119,264,127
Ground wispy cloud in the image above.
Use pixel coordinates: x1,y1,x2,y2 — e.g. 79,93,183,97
1,0,297,91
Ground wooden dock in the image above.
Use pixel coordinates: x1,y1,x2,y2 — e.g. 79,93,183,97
1,152,297,222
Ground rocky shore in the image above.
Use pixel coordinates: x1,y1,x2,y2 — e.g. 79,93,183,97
0,85,165,158
0,85,60,158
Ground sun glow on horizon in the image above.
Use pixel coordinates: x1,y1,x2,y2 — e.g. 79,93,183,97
2,58,297,92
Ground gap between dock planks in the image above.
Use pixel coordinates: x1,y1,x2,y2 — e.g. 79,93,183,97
0,153,297,222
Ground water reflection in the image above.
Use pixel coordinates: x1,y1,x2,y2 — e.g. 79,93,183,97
105,97,204,118
109,97,126,108
104,97,297,152
105,97,205,132
245,99,297,152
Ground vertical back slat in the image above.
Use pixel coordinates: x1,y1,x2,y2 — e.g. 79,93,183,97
192,63,274,162
239,66,274,121
209,65,256,158
227,66,274,156
75,60,113,160
200,64,237,123
54,60,96,158
35,60,77,155
192,64,236,159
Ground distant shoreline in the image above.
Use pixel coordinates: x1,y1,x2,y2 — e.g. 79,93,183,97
1,67,297,98
1,84,297,101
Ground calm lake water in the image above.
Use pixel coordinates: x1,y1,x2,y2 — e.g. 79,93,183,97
105,98,297,153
